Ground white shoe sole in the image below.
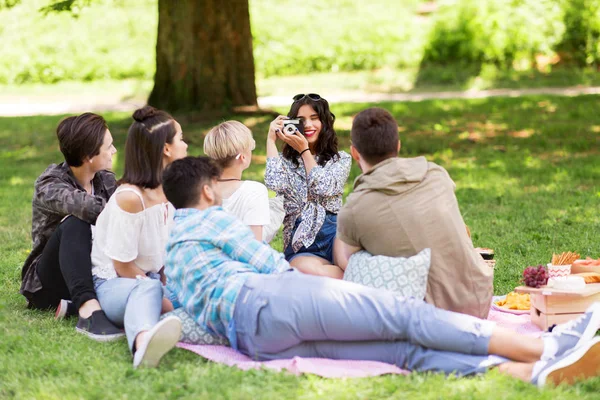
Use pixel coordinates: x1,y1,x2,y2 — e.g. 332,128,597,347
75,327,126,342
133,316,182,368
55,299,69,320
537,337,600,387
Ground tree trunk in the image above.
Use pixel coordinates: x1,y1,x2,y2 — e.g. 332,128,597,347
149,0,257,113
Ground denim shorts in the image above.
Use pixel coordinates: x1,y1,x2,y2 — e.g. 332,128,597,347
284,213,337,264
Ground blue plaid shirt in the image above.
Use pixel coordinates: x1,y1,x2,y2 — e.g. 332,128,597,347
165,206,290,340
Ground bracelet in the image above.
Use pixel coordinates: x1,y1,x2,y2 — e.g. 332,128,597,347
300,148,310,156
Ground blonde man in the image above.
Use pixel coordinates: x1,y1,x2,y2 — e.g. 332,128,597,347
204,121,283,242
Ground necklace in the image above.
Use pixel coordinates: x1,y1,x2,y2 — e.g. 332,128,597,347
218,178,241,182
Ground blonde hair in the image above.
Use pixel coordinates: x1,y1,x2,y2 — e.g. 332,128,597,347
204,121,254,167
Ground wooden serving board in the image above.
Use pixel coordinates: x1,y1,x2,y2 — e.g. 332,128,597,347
514,283,600,297
515,283,600,329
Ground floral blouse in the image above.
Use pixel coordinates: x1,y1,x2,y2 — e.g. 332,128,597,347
265,151,351,253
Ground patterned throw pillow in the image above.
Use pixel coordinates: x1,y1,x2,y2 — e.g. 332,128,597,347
343,248,431,299
160,308,229,346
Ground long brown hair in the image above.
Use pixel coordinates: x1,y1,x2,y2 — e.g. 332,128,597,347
119,106,177,189
282,96,339,167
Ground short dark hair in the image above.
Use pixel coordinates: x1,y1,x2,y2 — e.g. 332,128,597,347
163,156,222,209
56,113,108,167
351,108,399,165
283,95,339,167
119,106,177,189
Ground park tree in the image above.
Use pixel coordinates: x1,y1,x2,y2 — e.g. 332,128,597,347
12,0,259,113
148,0,258,113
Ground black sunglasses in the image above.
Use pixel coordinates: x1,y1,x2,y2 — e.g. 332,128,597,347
293,93,322,101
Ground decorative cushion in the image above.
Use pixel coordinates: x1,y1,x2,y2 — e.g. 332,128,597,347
343,248,431,299
160,308,229,346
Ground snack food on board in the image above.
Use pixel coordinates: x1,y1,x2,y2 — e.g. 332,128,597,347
574,272,600,284
573,257,600,267
572,258,600,274
551,251,580,266
548,275,586,291
523,265,548,288
495,292,530,310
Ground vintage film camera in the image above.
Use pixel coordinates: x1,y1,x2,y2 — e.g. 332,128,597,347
282,119,304,135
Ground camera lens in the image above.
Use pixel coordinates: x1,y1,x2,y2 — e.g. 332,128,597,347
283,124,296,135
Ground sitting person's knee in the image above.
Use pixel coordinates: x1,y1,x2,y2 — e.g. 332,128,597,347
135,278,163,295
60,215,91,234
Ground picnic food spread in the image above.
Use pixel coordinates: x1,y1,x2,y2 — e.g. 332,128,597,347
573,257,600,267
575,272,600,284
494,292,530,310
513,252,600,330
551,251,580,266
522,265,548,288
549,275,586,291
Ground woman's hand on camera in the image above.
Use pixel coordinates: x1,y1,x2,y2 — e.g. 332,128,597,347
268,115,287,142
276,127,309,153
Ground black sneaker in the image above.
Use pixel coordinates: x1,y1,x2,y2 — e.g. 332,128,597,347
76,310,125,342
55,299,77,320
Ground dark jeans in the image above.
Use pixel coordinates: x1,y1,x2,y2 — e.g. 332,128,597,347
30,216,97,311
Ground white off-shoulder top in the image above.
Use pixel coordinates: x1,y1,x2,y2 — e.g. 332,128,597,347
91,187,175,280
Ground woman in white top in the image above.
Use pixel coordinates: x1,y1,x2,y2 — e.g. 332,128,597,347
91,106,188,368
203,121,284,242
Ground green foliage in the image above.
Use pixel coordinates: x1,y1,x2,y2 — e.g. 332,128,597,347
39,0,92,15
0,0,19,8
250,0,426,78
0,0,429,84
0,0,599,85
557,0,600,66
1,96,600,397
423,0,565,68
0,0,156,84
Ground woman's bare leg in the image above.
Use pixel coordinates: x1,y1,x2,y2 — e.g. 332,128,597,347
497,362,535,382
291,255,344,279
489,326,544,362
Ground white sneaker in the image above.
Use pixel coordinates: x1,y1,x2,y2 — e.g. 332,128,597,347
133,316,182,368
542,302,600,360
532,337,600,387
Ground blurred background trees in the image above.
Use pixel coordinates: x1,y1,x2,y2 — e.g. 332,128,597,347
0,0,598,111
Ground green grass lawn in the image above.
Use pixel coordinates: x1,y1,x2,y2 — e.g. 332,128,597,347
1,95,599,399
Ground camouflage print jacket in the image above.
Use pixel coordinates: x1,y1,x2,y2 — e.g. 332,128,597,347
20,162,117,301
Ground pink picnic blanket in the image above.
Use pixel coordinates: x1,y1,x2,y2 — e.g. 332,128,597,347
177,307,543,378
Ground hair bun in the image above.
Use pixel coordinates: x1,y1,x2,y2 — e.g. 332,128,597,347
132,105,158,122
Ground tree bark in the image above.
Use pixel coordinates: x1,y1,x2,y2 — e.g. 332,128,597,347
149,0,257,113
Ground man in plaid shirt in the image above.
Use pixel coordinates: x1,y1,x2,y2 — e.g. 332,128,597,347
162,156,600,388
164,203,290,343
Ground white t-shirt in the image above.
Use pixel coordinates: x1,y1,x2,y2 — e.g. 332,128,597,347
222,181,270,231
91,187,175,280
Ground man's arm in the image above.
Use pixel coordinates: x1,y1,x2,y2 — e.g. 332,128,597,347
213,212,289,274
335,205,362,271
34,174,107,224
334,238,361,271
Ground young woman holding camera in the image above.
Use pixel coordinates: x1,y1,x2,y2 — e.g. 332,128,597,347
265,94,351,279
